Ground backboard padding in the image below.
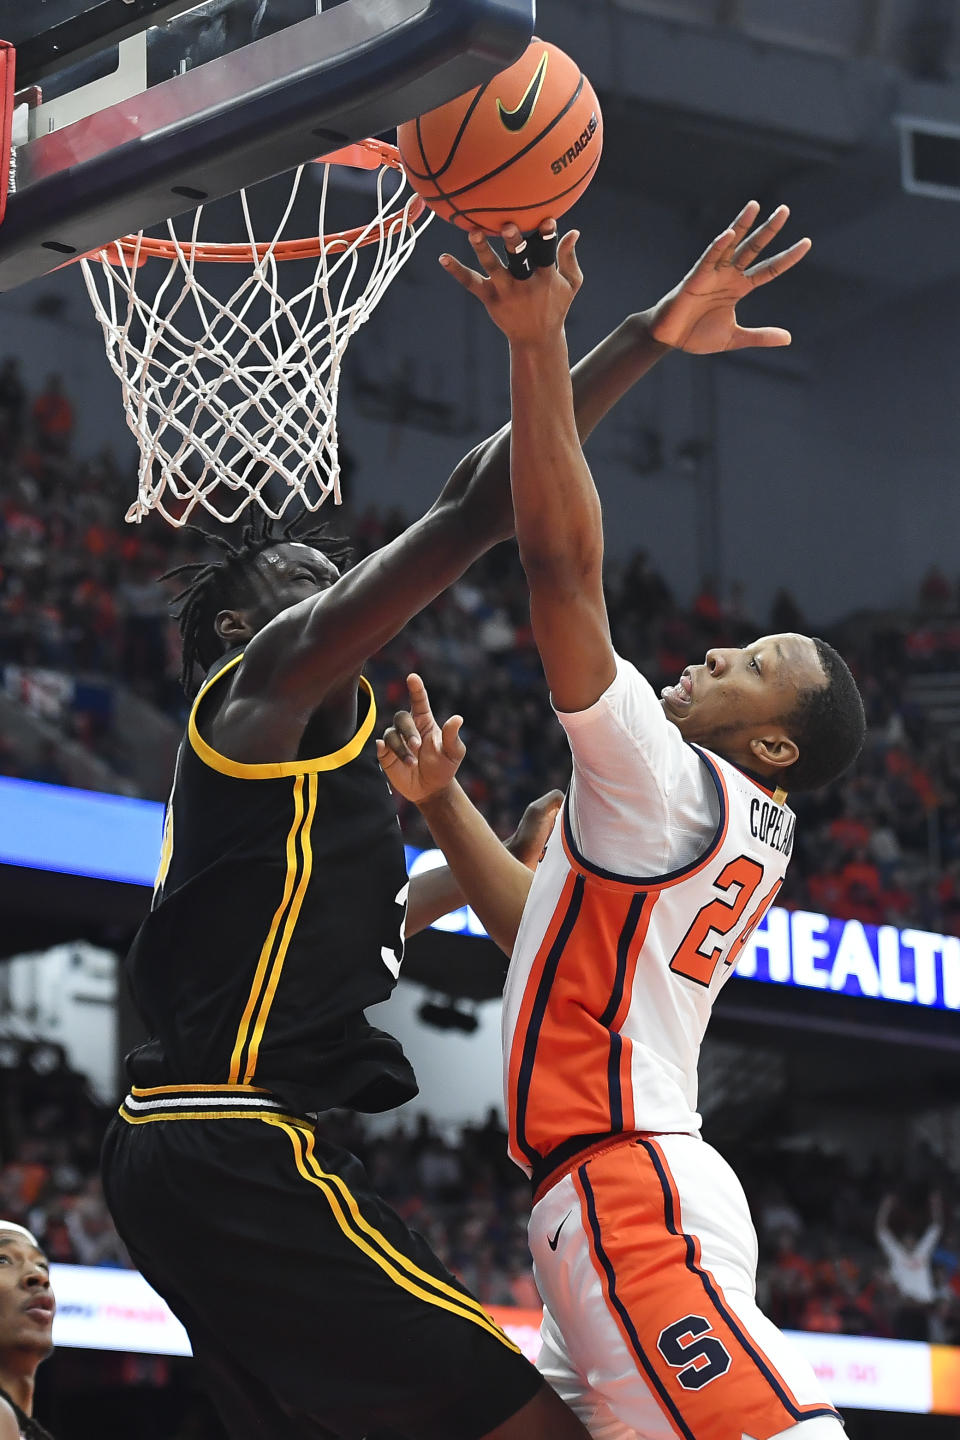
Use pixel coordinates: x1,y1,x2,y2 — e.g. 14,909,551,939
0,0,535,290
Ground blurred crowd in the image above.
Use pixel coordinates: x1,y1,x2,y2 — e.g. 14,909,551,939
0,1054,958,1347
741,1147,960,1345
0,1047,127,1272
3,360,960,929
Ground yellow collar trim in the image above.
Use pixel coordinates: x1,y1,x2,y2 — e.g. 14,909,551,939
188,655,376,778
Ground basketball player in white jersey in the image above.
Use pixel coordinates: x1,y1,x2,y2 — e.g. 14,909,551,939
379,211,864,1440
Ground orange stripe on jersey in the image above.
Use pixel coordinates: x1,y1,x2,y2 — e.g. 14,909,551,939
573,1141,841,1440
510,880,660,1168
606,891,658,1133
507,870,584,1170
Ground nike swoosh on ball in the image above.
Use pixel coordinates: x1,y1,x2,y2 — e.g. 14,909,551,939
496,51,549,132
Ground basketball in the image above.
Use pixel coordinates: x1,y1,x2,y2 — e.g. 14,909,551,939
397,38,603,235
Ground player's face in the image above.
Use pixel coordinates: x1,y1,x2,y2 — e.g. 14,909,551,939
659,632,825,758
247,543,341,628
0,1234,55,1359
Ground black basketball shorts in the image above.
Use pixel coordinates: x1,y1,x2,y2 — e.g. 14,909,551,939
101,1086,542,1440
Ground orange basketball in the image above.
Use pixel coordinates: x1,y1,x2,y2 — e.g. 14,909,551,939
397,38,602,234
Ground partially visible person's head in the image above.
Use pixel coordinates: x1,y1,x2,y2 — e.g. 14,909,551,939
164,516,353,695
659,633,864,792
0,1222,54,1367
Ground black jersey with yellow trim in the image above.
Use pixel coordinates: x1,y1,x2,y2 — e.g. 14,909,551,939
124,652,417,1116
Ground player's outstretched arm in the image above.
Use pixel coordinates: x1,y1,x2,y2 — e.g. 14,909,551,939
444,223,615,714
377,675,558,954
232,203,810,740
232,285,662,721
442,199,810,446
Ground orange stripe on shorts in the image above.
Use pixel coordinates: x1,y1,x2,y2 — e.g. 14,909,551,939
572,1140,840,1440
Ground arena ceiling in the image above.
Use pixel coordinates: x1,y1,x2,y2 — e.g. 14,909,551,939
546,0,960,342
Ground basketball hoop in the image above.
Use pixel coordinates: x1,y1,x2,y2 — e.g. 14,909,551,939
79,141,432,527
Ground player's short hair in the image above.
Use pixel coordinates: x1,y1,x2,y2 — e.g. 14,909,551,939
162,514,353,696
780,638,865,792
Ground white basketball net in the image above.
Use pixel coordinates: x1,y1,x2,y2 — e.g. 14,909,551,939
80,145,433,527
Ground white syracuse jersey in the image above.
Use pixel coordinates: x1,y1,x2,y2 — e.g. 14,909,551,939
502,744,795,1179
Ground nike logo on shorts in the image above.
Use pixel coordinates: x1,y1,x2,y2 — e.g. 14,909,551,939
547,1212,570,1251
497,52,549,133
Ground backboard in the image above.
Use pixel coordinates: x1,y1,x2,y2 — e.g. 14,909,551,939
0,0,535,290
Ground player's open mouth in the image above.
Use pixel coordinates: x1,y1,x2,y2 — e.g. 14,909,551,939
661,671,693,709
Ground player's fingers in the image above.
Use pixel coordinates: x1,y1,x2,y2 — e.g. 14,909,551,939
405,674,439,739
524,221,559,271
510,788,565,868
557,230,582,289
714,203,760,266
378,729,417,767
440,715,466,762
375,736,397,768
393,709,422,751
500,223,540,280
731,324,792,349
726,199,761,241
733,204,790,268
745,236,812,286
438,253,490,299
530,788,564,819
695,227,737,271
468,230,507,280
406,673,433,717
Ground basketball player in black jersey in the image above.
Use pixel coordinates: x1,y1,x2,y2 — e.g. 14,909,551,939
100,201,810,1440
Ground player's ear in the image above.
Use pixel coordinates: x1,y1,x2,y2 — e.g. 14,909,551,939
215,608,252,644
749,731,798,771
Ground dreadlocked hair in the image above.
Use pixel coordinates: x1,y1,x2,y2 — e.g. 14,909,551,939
160,511,354,697
0,1386,55,1440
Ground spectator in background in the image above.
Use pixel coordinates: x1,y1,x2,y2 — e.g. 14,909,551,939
0,361,25,451
22,744,67,790
0,736,21,780
30,378,72,458
64,1185,128,1269
918,564,953,616
876,1190,942,1339
0,1222,55,1440
116,554,171,703
769,586,806,633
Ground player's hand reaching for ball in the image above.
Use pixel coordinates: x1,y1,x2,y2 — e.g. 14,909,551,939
377,673,465,806
646,200,811,354
439,220,582,344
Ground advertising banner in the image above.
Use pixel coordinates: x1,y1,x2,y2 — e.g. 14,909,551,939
47,1270,960,1415
4,778,960,1021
